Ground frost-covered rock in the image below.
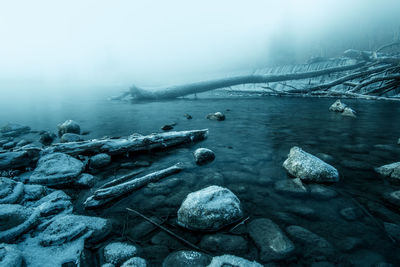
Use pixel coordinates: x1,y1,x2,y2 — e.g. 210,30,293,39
329,100,347,112
375,162,400,184
177,185,243,231
193,148,215,165
0,204,40,242
0,146,41,170
121,257,147,267
0,177,24,204
31,190,73,217
248,218,295,262
283,147,339,183
341,107,357,118
74,173,96,188
104,242,139,265
162,250,212,267
90,153,111,169
0,123,30,137
286,225,334,258
208,254,263,267
57,120,81,136
60,133,83,143
0,243,23,267
22,184,47,202
29,153,84,186
274,178,308,197
206,112,225,121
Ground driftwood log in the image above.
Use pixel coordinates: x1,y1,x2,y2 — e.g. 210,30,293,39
119,44,400,101
84,163,183,209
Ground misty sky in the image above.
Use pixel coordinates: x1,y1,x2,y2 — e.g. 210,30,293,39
1,0,399,88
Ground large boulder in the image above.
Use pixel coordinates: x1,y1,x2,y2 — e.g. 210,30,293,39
248,218,295,262
0,123,30,138
104,242,139,265
283,147,339,183
177,186,243,231
29,153,84,186
57,120,81,136
375,162,400,184
162,250,211,267
193,148,215,165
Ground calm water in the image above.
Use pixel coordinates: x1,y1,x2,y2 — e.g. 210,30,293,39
3,94,400,266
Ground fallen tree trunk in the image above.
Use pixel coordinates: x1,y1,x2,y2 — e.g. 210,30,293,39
42,129,208,156
84,163,183,209
127,62,366,100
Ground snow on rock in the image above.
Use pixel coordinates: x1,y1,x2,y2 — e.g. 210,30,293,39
375,162,400,184
22,184,47,202
283,147,339,183
90,153,111,169
30,190,73,217
341,107,357,118
120,257,147,267
329,100,347,112
207,254,263,267
0,243,23,267
60,133,83,143
193,148,215,165
104,242,139,265
0,204,40,242
0,123,30,138
248,218,295,262
57,120,81,136
206,112,225,121
29,153,84,186
177,185,243,231
162,250,212,267
0,177,24,204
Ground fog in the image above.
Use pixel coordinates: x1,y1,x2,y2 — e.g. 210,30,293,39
0,0,399,96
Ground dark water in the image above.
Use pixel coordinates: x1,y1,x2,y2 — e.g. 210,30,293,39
4,94,400,266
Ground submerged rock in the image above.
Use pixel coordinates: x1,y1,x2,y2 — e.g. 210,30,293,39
208,254,263,267
193,148,215,165
329,100,346,112
340,207,363,221
308,185,337,199
104,242,139,265
60,133,83,143
57,120,81,136
383,190,400,207
161,124,174,131
0,243,23,267
283,147,339,183
206,112,225,121
184,114,192,119
90,153,111,169
383,222,400,243
0,177,24,204
375,162,400,184
248,218,295,262
177,185,243,231
162,250,211,267
199,234,248,254
342,107,357,118
29,153,84,186
274,178,308,197
0,123,30,138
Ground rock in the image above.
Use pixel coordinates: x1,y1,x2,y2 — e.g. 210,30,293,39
0,244,23,267
74,173,96,188
337,237,363,251
90,153,111,169
61,133,83,143
2,141,16,149
287,206,316,220
0,123,30,137
29,153,84,186
22,184,47,202
248,218,295,262
0,177,24,204
177,186,243,231
283,147,339,183
16,139,31,147
193,148,215,165
120,161,151,168
375,162,400,184
184,114,192,119
341,107,357,118
39,131,56,146
104,242,139,265
121,257,147,267
339,207,363,221
274,178,308,197
162,250,212,267
0,147,41,170
329,100,346,112
308,185,337,199
286,225,334,258
199,234,248,254
127,217,162,240
383,222,400,243
383,190,400,207
57,120,81,136
0,204,40,242
151,231,183,249
316,153,335,164
208,254,263,267
31,190,73,217
206,112,225,121
161,125,174,131
0,139,11,146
